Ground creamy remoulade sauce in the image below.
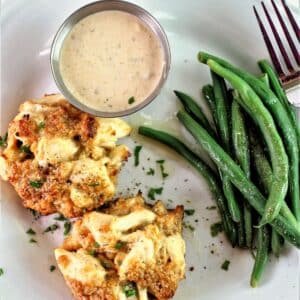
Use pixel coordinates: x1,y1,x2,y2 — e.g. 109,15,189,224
60,10,165,112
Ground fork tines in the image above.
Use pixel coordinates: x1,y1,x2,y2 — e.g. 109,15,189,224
253,0,300,88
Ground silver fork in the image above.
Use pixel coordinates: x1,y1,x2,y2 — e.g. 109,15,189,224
253,0,300,110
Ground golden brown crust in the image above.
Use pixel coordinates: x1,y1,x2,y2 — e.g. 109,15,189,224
55,195,186,300
0,94,131,217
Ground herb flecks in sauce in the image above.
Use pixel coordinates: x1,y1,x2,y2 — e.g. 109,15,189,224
128,96,135,105
60,11,164,113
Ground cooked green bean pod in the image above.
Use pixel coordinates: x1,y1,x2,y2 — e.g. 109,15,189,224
198,52,299,223
231,96,252,248
202,84,218,131
177,110,300,248
211,72,241,223
201,59,289,226
174,90,216,138
250,225,270,287
258,59,300,148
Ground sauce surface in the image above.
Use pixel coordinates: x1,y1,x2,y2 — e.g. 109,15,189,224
60,10,165,112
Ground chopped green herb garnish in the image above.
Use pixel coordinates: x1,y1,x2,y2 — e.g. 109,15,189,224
0,133,8,147
115,241,126,250
49,265,56,272
221,260,230,271
20,145,32,154
156,159,168,179
88,249,97,257
188,224,195,231
156,159,165,164
28,208,40,220
44,224,59,233
210,222,223,237
94,241,100,248
26,228,36,235
146,168,155,175
206,205,217,210
88,182,100,187
64,221,72,235
54,214,67,221
128,96,135,105
122,282,137,297
134,145,142,166
29,238,37,244
183,222,195,232
147,187,163,200
0,268,4,276
184,209,195,216
38,121,45,130
29,180,44,188
101,261,113,269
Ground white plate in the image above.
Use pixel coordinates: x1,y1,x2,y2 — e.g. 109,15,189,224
1,1,299,299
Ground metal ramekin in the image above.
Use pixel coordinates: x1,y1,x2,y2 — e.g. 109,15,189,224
50,0,171,117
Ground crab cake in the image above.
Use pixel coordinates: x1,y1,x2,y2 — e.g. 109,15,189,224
0,94,131,217
55,194,186,300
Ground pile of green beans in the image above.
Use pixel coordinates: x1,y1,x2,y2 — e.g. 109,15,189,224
138,53,299,287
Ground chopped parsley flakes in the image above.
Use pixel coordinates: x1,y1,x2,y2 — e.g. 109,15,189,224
54,214,67,221
115,241,126,250
26,228,36,235
134,145,142,166
38,121,45,130
28,208,41,220
0,268,4,276
29,238,37,244
147,187,163,200
64,221,72,235
49,265,56,272
128,96,135,105
221,260,230,271
29,180,44,188
146,168,155,175
0,133,8,147
206,205,217,210
44,224,59,233
20,145,32,155
210,222,223,237
88,249,97,257
122,282,137,297
184,209,195,216
156,159,169,179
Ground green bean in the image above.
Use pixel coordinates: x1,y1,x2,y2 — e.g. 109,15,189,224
258,73,270,87
174,90,216,138
177,110,300,248
250,225,270,287
211,72,241,223
202,59,289,226
231,96,252,248
249,128,284,256
258,59,300,148
271,229,283,258
249,128,298,231
138,126,237,246
198,52,299,223
202,84,218,130
211,72,231,149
